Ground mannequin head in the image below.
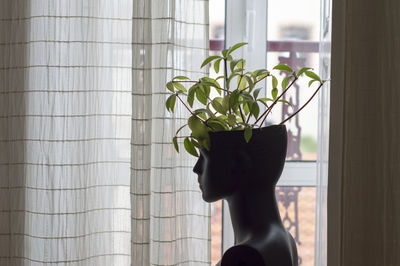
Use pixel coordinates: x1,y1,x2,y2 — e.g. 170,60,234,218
193,125,287,202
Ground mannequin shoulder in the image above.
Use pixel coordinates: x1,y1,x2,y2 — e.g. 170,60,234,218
220,244,265,266
220,231,297,266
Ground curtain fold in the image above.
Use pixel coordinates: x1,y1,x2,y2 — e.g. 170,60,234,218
131,0,210,265
0,0,210,265
329,0,400,265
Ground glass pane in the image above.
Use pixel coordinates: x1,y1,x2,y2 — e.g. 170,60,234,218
266,0,321,161
276,187,316,266
211,200,222,265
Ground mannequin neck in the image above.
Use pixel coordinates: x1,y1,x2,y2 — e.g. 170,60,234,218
226,185,284,244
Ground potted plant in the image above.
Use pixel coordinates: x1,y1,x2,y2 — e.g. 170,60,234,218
165,43,326,266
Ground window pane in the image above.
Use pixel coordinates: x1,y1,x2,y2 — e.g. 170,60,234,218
266,0,320,161
276,187,316,266
211,200,222,265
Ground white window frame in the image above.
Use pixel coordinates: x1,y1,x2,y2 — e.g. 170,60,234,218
221,0,322,257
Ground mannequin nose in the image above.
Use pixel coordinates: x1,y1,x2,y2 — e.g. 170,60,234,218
193,156,203,175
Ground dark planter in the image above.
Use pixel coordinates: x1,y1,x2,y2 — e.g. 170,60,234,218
193,125,298,266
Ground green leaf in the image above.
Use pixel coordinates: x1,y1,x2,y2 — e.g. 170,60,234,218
244,127,252,143
227,42,248,55
211,98,227,115
165,94,177,112
175,124,188,136
172,137,179,153
272,75,278,89
251,102,260,119
187,85,197,107
227,114,236,126
304,70,322,82
273,64,293,73
243,102,250,115
214,58,222,73
222,95,230,112
278,99,293,107
258,72,269,80
173,82,187,92
236,59,246,70
166,82,175,93
282,76,291,90
206,103,216,118
198,137,211,151
191,138,202,149
238,76,247,90
188,115,209,140
258,97,273,101
230,60,239,72
240,92,253,101
184,137,199,157
272,88,278,100
207,118,228,131
245,75,254,91
226,72,239,89
256,69,269,77
297,67,312,77
308,79,318,87
196,87,208,105
221,49,228,57
200,77,220,88
197,112,207,120
202,85,211,97
201,55,221,68
229,90,240,110
253,88,262,99
193,108,214,119
173,76,190,80
258,99,269,108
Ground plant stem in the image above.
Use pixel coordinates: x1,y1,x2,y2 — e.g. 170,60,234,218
219,87,231,94
238,105,246,122
279,82,324,125
245,111,251,124
176,94,196,116
255,76,298,126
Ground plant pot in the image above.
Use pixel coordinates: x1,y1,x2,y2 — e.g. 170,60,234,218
193,125,298,266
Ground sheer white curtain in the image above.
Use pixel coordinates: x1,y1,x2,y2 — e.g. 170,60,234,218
0,0,210,265
315,0,331,264
131,1,210,265
0,0,132,265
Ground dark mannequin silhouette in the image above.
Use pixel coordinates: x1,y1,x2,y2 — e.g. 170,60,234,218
193,125,297,266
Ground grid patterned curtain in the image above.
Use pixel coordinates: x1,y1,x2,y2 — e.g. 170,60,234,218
0,0,210,265
131,0,211,265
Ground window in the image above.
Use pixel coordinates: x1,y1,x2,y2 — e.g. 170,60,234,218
209,0,327,265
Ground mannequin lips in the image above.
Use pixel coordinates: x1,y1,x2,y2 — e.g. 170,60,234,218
197,176,203,190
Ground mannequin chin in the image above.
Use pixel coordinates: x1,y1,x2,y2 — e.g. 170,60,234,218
193,125,298,266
